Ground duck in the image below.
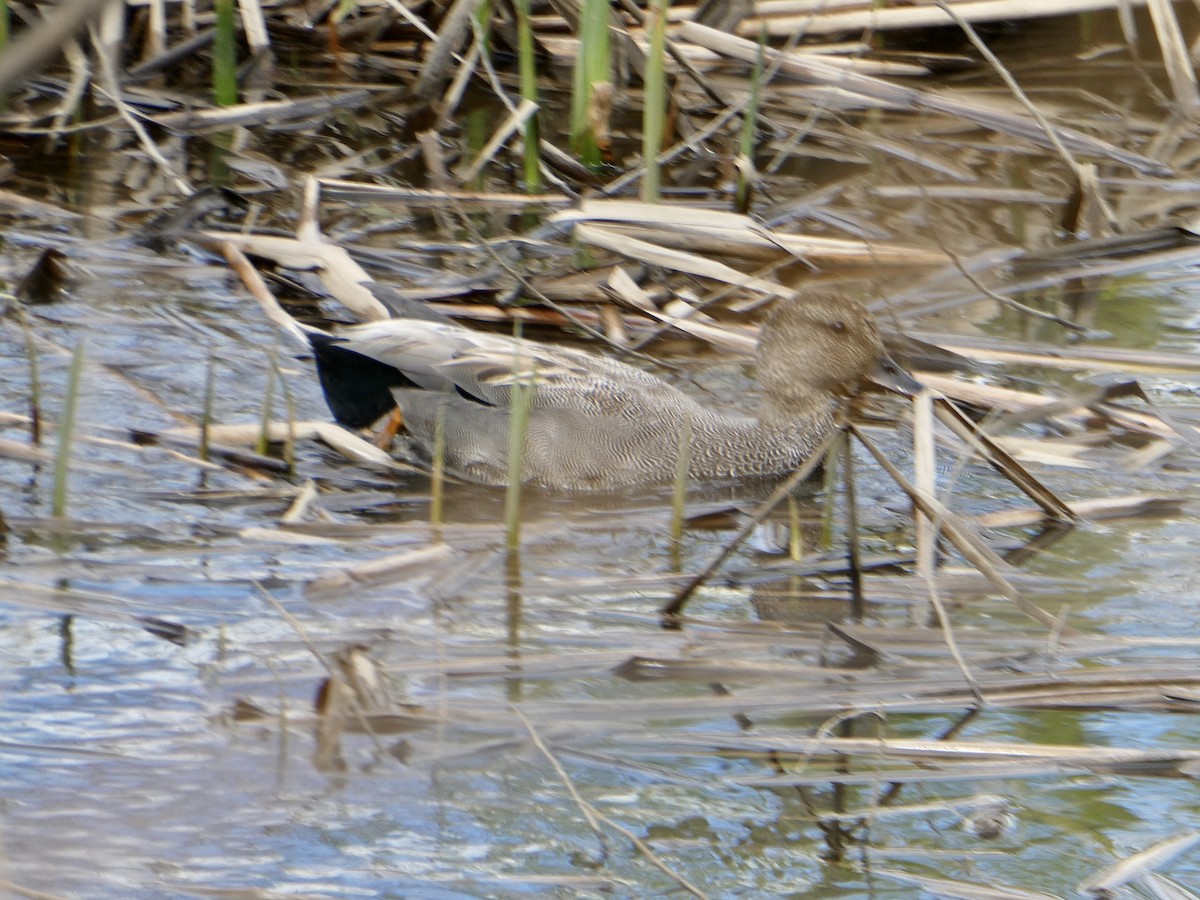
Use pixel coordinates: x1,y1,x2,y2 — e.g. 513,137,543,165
303,288,916,491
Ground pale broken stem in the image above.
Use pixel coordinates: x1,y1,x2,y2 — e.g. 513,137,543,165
514,708,710,900
924,570,984,704
932,398,1077,523
458,98,538,183
663,427,841,620
414,0,484,101
253,581,395,760
220,241,309,346
603,102,746,196
88,24,191,197
1078,830,1200,895
440,28,484,126
48,39,90,141
297,174,321,243
1146,0,1200,113
848,422,1072,636
933,0,1117,230
912,391,937,594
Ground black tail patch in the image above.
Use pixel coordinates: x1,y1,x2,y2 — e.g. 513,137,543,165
308,332,416,429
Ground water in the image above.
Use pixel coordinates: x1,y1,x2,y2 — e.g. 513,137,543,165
1,7,1200,897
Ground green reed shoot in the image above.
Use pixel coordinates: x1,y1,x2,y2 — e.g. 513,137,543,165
430,401,447,526
257,347,277,457
213,0,238,106
199,351,216,462
51,339,84,518
504,329,533,554
670,412,691,546
0,1,9,51
735,27,766,214
641,0,669,201
569,0,611,168
515,0,540,191
278,363,296,473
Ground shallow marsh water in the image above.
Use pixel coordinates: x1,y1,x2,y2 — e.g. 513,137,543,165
1,7,1200,899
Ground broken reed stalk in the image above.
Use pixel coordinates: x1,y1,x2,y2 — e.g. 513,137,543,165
569,0,611,168
662,427,840,621
735,27,767,215
212,0,237,106
819,433,840,548
640,0,669,201
199,350,216,462
787,495,802,560
841,430,865,621
514,0,540,191
913,390,937,586
847,422,1072,635
51,339,85,518
932,0,1116,231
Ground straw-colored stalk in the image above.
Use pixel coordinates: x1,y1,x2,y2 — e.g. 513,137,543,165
735,28,766,214
51,340,85,518
819,437,840,547
212,0,238,106
514,0,540,191
569,0,611,168
787,495,802,561
641,0,669,201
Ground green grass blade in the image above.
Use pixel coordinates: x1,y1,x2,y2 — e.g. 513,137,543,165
670,412,691,545
570,0,611,168
257,347,277,457
642,0,669,201
431,401,446,527
199,351,216,462
504,327,532,554
735,26,766,214
51,339,85,518
515,0,540,191
213,0,238,106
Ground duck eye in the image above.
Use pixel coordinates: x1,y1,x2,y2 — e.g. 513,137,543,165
829,320,846,333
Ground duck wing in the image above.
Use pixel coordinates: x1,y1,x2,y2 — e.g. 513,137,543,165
314,318,680,424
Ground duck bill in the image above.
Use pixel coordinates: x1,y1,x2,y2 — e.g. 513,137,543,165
867,355,923,397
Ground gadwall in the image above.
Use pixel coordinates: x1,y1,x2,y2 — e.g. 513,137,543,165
306,289,913,491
